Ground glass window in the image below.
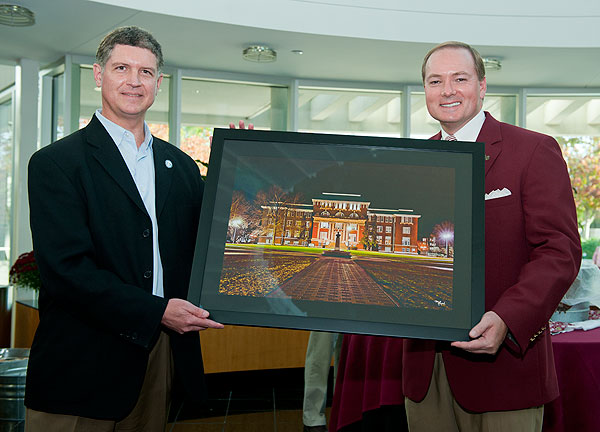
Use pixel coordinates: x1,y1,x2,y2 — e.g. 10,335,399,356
410,92,517,138
0,65,15,90
180,78,285,175
0,92,13,284
526,95,600,137
403,226,411,234
298,87,402,137
526,94,600,241
79,66,170,140
52,73,65,141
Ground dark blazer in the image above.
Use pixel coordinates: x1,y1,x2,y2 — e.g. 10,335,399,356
25,115,206,420
403,113,582,412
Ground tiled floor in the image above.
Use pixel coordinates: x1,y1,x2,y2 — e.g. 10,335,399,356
167,368,332,432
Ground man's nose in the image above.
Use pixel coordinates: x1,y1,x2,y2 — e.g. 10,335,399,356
441,81,455,97
126,70,142,86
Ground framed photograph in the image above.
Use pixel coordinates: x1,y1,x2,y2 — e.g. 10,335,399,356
188,129,485,341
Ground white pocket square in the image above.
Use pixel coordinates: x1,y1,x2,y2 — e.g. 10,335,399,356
485,187,512,200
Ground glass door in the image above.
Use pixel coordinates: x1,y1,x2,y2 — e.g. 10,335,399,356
0,88,15,284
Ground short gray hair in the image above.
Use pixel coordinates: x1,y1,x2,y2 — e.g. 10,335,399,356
96,26,163,71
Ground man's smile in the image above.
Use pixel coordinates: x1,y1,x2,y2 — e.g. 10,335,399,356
441,102,461,107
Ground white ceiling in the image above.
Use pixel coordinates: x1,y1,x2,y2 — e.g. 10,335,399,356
0,0,599,88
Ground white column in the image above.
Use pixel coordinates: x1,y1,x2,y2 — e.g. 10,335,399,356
11,58,39,264
168,68,182,146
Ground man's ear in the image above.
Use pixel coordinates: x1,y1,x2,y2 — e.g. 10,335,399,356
92,63,103,88
155,73,164,95
479,77,487,100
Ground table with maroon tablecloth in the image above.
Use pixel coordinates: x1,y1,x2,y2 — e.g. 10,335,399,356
543,328,600,432
330,329,600,432
329,334,405,432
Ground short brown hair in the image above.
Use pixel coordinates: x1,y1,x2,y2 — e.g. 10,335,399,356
96,26,163,71
421,41,485,83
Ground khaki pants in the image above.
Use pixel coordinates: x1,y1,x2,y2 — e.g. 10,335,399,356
26,331,173,432
404,353,543,432
302,331,343,427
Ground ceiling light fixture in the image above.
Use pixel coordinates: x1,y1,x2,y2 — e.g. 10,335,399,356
0,4,35,27
482,57,502,72
243,45,277,63
291,49,304,55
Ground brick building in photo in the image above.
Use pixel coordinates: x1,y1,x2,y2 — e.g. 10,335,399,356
257,192,421,254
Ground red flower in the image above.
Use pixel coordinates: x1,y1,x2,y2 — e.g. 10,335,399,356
9,251,41,290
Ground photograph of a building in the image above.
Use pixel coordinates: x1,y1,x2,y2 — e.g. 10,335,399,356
257,192,421,254
214,144,459,312
221,189,454,311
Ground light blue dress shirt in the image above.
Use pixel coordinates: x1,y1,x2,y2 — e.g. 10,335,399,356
95,109,164,298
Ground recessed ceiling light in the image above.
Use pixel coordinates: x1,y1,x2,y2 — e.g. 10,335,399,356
0,4,35,27
482,57,502,72
243,45,277,63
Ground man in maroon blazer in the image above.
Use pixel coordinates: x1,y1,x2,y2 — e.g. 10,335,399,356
403,41,582,431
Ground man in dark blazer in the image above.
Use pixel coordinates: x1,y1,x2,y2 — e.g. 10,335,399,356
25,26,223,431
403,42,582,431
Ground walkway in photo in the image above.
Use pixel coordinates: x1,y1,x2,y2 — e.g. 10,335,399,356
270,256,399,306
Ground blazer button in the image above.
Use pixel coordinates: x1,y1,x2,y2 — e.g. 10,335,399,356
144,270,152,279
143,229,150,238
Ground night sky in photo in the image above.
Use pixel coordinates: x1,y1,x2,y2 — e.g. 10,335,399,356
231,144,456,237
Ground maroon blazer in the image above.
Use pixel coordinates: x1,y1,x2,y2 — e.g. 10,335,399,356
403,112,581,412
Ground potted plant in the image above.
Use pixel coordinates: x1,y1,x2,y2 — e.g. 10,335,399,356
9,251,41,298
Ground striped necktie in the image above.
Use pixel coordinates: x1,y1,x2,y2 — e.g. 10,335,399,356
445,134,457,141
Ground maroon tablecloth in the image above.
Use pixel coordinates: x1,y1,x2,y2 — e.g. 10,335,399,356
330,329,600,432
329,334,404,431
543,328,600,432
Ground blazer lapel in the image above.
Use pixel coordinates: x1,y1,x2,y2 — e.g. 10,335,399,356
152,138,174,219
476,113,502,176
86,115,148,214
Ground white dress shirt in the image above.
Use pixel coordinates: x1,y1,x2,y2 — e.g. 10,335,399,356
440,109,485,142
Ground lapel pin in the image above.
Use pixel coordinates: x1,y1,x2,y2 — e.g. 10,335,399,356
165,159,173,168
485,155,490,161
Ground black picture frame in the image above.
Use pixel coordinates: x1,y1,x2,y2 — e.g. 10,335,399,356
188,128,485,341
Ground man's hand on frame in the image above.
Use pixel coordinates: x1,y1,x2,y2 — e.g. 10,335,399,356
161,298,224,334
450,311,508,355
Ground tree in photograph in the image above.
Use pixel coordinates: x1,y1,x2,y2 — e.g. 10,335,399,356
254,186,304,245
278,192,305,245
360,218,379,251
297,215,313,246
228,191,254,243
556,136,600,240
432,221,454,257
